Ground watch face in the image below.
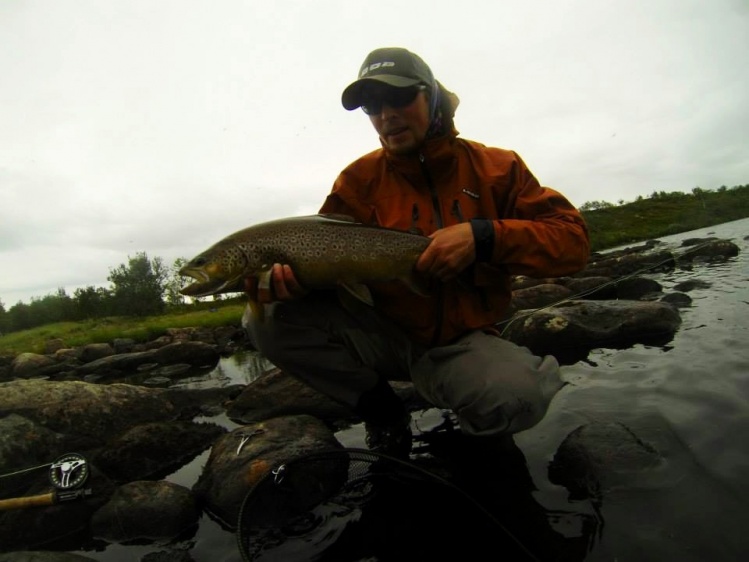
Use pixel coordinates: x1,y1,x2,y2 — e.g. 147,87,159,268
49,453,89,490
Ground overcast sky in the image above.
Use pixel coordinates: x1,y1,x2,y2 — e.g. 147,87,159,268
1,0,748,307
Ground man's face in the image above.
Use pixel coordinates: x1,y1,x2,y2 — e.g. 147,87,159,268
361,84,430,155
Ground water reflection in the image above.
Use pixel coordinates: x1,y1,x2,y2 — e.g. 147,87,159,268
171,350,275,390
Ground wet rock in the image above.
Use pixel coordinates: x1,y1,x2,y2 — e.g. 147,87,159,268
142,551,197,562
678,239,739,261
613,276,662,300
673,279,712,292
142,375,172,387
90,480,199,542
76,349,159,377
501,300,682,362
511,283,572,310
0,415,78,496
226,369,426,426
548,422,663,501
581,249,676,277
0,380,177,440
660,292,692,307
0,465,115,553
559,276,617,300
91,421,226,483
0,552,98,562
226,368,353,424
152,363,192,377
153,341,219,369
193,415,343,527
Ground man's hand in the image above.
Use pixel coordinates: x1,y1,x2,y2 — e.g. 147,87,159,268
244,263,308,303
415,223,475,281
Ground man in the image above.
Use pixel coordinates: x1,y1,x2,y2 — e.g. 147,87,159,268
244,47,589,457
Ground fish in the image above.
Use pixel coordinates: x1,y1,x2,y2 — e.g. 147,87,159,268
179,214,431,313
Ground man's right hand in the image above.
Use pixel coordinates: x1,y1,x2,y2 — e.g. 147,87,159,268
244,263,308,303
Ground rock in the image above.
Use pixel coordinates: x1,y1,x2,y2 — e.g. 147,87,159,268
142,376,172,387
44,338,66,354
79,343,114,363
0,552,98,562
76,349,158,377
511,283,572,310
501,300,682,362
90,480,199,542
673,279,712,292
112,338,136,354
614,276,662,300
92,421,226,483
678,239,739,261
660,292,692,307
0,415,80,496
559,276,617,300
0,380,177,440
548,422,663,501
10,353,56,378
581,249,676,277
226,369,427,426
193,415,343,527
142,551,197,562
153,341,219,369
226,368,354,424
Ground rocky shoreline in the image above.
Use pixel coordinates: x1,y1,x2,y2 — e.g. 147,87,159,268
0,236,740,561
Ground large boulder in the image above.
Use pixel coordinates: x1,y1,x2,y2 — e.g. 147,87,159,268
501,299,682,362
193,415,343,527
90,480,199,542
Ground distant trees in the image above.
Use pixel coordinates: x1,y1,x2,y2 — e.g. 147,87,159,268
164,257,188,307
107,252,168,317
0,251,177,335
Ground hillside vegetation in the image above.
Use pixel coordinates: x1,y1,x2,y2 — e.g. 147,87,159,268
582,184,749,251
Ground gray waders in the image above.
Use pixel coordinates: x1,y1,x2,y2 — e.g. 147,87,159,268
243,290,563,437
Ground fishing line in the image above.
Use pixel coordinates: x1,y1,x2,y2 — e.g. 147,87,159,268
0,462,52,480
497,239,722,337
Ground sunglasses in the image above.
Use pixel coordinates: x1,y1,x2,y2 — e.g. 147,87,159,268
360,85,427,115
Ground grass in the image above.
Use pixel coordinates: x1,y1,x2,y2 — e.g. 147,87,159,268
0,304,246,356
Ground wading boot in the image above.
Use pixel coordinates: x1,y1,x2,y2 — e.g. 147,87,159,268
355,378,413,459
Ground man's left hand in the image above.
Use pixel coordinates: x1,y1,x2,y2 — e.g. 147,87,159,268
415,223,475,281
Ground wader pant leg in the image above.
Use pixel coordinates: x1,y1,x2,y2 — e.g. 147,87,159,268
410,331,564,437
242,292,417,410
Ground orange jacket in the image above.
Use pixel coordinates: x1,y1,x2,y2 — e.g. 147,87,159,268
320,131,589,346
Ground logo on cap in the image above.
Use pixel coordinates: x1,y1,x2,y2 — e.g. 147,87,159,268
360,61,395,78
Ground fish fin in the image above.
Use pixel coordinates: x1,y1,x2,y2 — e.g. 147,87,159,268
339,282,374,306
318,213,357,223
248,298,265,322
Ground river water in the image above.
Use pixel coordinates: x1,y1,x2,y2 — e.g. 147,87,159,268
72,218,748,561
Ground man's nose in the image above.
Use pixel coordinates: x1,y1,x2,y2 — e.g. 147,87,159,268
377,103,398,119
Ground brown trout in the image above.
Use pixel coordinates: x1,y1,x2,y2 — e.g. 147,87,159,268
179,214,431,305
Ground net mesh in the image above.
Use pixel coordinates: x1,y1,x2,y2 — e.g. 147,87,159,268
237,447,525,561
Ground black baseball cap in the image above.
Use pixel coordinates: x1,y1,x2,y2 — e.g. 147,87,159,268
341,47,435,111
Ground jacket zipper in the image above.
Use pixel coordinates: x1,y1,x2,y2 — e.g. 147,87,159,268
409,203,421,234
451,199,464,222
420,152,445,345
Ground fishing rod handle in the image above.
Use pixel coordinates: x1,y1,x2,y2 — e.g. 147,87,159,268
0,492,55,511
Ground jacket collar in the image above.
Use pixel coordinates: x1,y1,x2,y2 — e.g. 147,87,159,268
382,129,459,183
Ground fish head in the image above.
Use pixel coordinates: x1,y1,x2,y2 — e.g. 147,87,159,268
179,241,249,297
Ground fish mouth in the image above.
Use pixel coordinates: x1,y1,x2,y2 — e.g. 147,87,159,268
178,267,244,297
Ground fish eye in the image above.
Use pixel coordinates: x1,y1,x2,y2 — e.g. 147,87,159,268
193,256,208,267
